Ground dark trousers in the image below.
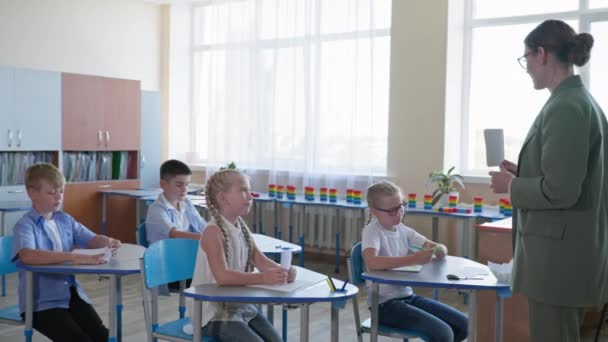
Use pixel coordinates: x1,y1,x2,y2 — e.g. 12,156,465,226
22,286,108,342
168,278,192,291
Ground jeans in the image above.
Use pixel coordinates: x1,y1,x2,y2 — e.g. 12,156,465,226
202,307,282,342
379,295,468,342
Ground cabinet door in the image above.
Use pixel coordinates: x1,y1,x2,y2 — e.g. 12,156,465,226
0,67,16,150
63,180,139,243
62,73,105,150
104,78,141,150
140,91,161,188
13,69,61,151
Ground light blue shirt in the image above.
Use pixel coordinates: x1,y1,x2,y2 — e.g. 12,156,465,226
12,209,96,313
145,194,206,246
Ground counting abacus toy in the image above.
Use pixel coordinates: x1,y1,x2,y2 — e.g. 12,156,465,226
329,188,338,202
408,193,416,208
473,196,483,213
287,185,296,200
268,184,276,197
346,189,354,203
448,195,458,208
320,187,328,201
503,199,513,216
424,194,433,210
353,190,362,204
277,185,284,199
305,186,315,201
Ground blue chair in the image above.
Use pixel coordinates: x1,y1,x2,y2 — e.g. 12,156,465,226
348,242,428,342
0,236,23,325
137,222,148,247
140,238,213,342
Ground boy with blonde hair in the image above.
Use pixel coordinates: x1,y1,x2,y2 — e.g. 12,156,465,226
12,163,121,342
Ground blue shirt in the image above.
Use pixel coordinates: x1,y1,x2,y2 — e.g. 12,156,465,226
145,194,206,246
12,209,96,313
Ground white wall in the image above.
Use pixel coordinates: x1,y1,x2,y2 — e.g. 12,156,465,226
0,0,161,90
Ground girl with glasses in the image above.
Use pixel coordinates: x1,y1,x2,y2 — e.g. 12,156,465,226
361,181,467,342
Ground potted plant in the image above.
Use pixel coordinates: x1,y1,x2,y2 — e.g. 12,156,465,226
220,161,238,170
428,166,465,206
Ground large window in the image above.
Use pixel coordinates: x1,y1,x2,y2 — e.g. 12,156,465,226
460,1,608,176
189,0,392,176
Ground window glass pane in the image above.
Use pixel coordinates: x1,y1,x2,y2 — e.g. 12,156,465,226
320,0,391,34
590,21,608,111
473,0,577,19
590,0,608,9
259,0,310,40
468,24,550,172
194,2,254,45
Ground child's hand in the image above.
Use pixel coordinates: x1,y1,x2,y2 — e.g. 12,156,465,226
287,267,297,283
72,252,107,265
108,238,121,256
262,268,288,285
410,249,434,265
433,244,448,259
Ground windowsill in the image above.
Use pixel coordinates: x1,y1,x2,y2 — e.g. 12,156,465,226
462,173,491,185
187,163,389,179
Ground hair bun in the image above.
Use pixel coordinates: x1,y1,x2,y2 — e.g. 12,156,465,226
571,32,594,66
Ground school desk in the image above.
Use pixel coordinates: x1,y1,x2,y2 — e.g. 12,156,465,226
185,266,358,342
362,255,511,342
18,243,145,342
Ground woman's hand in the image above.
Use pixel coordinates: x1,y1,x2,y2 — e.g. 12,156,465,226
499,160,518,176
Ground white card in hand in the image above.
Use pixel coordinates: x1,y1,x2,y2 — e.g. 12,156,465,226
484,129,504,167
72,247,111,262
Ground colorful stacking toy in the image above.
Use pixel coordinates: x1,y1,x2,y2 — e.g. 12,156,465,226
353,190,362,204
424,194,433,210
346,189,354,203
448,195,458,208
473,196,483,213
305,186,315,201
408,193,416,208
320,187,328,201
329,188,338,203
287,185,296,200
268,184,276,198
499,198,508,214
277,185,284,199
504,199,513,216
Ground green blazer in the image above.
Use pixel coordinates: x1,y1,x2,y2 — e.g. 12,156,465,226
511,75,608,307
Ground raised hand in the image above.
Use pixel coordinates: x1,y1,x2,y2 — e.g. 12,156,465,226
499,160,517,176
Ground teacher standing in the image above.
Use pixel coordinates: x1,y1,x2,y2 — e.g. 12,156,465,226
490,19,608,342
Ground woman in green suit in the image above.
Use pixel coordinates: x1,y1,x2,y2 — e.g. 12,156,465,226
490,20,608,342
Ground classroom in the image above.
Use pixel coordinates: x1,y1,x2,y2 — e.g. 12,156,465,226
1,1,608,341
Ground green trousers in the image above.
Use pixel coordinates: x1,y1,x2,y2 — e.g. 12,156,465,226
528,298,586,342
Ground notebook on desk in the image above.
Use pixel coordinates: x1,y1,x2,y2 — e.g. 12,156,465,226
390,265,423,272
247,266,327,293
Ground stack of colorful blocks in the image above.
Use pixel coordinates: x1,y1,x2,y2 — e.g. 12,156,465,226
353,190,362,204
277,185,284,199
305,186,314,201
268,184,276,198
436,207,472,214
346,189,354,203
329,188,337,203
287,185,296,200
503,199,513,216
320,187,328,201
424,194,433,210
448,195,458,208
408,193,416,208
499,198,508,214
473,196,483,213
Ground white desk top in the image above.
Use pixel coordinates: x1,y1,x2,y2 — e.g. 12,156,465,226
253,233,302,254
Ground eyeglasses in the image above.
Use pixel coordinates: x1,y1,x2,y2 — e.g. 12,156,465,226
517,51,534,69
374,202,406,216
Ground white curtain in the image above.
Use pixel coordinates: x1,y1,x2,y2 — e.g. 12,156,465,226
192,0,392,194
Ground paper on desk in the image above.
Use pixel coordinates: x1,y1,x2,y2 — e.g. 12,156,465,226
390,265,423,272
488,259,513,283
72,247,112,262
247,267,326,293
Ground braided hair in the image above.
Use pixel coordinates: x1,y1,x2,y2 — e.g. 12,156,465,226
205,169,256,272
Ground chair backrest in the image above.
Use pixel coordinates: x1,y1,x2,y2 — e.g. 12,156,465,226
349,242,365,285
142,238,198,288
0,236,16,276
137,222,148,248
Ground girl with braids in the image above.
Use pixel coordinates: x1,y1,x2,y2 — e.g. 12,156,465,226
362,181,467,342
191,169,295,341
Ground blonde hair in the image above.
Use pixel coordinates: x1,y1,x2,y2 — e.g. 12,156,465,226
25,163,65,190
205,169,256,272
366,181,403,224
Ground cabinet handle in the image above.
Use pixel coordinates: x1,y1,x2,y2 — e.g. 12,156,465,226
98,130,103,146
17,129,22,148
140,154,146,168
98,184,111,188
7,129,12,148
105,130,110,147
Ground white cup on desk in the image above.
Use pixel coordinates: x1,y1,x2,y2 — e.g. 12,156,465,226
280,247,292,283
